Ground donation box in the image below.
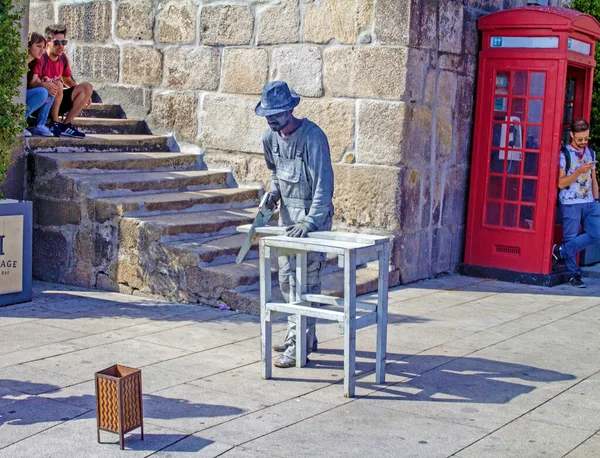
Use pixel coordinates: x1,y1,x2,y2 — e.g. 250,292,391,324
463,6,600,284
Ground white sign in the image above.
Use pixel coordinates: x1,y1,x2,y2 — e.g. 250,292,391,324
491,36,559,49
0,215,23,295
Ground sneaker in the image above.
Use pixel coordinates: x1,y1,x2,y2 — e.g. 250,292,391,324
552,244,562,266
569,275,585,288
273,355,296,368
50,121,62,137
59,122,85,138
23,129,32,137
32,125,54,137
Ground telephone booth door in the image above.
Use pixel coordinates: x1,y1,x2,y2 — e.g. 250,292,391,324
467,61,559,273
562,67,587,144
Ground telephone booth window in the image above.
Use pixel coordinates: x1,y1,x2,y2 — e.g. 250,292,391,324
563,78,576,145
485,70,545,230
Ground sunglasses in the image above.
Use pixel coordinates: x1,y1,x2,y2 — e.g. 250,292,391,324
49,39,68,46
574,136,591,142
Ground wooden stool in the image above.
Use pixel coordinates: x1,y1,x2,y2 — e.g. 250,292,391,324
257,231,389,398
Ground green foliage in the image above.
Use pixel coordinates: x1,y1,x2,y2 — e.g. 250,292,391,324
570,1,600,151
0,0,27,198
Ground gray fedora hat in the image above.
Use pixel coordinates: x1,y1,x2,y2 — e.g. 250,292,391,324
255,81,300,116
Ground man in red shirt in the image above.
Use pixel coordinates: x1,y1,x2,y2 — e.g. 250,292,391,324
29,24,93,138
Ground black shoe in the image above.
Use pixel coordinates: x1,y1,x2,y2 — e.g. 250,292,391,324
50,121,62,137
552,244,562,266
569,275,585,288
60,122,85,138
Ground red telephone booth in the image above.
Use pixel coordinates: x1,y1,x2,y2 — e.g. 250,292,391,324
463,6,600,285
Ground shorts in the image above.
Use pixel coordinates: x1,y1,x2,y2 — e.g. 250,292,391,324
58,86,75,116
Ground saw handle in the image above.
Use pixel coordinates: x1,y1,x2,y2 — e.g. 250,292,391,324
258,192,270,210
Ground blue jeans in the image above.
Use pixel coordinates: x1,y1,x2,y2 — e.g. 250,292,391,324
25,88,55,126
559,201,600,275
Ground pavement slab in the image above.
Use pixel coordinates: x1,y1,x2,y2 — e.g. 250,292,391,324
0,397,89,450
144,383,268,434
0,365,84,395
200,397,334,446
0,411,186,457
216,446,277,457
0,322,86,355
25,339,192,382
0,275,598,456
565,433,600,457
454,418,592,458
241,401,487,458
0,342,86,370
151,435,234,457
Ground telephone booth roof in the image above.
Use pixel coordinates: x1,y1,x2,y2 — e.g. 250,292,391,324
479,6,600,40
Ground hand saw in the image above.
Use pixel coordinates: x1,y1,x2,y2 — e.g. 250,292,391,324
236,193,275,264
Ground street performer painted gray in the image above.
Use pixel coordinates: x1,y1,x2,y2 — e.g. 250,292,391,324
255,81,334,369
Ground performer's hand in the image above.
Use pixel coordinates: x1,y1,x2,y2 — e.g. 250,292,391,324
285,222,310,238
263,192,278,211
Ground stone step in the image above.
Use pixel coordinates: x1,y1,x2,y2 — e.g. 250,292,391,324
78,103,126,119
188,249,351,298
34,152,200,174
163,233,259,267
93,188,261,221
122,207,258,242
163,228,347,269
216,265,391,314
73,118,150,135
187,258,280,303
27,134,171,153
63,170,230,199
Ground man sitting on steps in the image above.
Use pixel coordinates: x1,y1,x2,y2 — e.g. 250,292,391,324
29,24,92,138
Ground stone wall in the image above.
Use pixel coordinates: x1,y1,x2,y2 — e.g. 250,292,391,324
28,0,533,283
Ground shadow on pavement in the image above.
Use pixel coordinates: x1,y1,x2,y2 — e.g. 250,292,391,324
305,350,575,404
396,273,600,298
0,379,244,426
1,285,430,327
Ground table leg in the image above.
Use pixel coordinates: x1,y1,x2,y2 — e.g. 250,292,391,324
343,249,357,398
296,251,308,367
260,243,272,379
376,243,389,384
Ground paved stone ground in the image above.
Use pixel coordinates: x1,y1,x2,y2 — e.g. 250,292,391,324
0,274,599,457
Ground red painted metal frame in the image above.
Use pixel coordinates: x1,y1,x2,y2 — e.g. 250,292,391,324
465,7,600,275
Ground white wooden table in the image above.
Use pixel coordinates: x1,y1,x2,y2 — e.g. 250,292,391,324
244,227,389,398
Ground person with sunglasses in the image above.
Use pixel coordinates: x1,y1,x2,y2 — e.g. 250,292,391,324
552,118,600,288
29,24,93,138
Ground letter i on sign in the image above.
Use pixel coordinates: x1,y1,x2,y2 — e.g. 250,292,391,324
0,235,4,256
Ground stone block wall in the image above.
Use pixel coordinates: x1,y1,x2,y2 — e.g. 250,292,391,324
28,0,532,283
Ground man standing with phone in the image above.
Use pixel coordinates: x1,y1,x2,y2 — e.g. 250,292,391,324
552,118,600,287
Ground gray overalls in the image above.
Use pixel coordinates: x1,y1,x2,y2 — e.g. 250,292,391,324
262,119,334,359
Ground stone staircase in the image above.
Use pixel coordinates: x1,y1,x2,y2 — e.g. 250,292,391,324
28,103,397,313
